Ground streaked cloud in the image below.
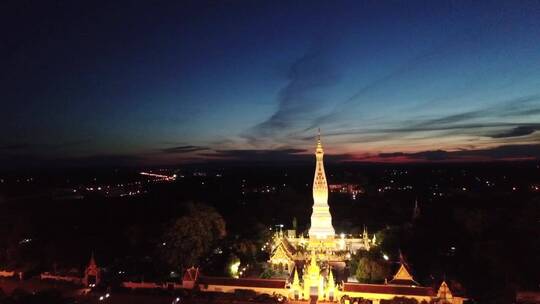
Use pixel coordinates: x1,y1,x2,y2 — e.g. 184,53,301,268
490,126,540,139
159,145,209,154
199,148,350,163
244,42,339,144
370,144,540,162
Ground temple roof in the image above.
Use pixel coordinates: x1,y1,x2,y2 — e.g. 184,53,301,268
343,283,434,297
271,238,296,261
437,281,454,300
183,267,199,282
389,264,419,286
198,277,287,289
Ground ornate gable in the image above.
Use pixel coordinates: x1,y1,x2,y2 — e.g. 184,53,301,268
270,240,294,264
390,264,419,286
437,281,453,303
394,264,413,281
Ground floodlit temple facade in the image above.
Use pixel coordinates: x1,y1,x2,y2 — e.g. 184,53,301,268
181,132,466,304
185,261,465,304
269,132,374,273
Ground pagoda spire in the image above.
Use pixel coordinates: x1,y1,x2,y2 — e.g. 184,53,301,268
309,130,335,239
309,250,318,268
292,267,300,288
89,251,96,267
327,266,335,287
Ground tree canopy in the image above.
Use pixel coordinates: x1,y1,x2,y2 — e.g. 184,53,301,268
350,249,391,283
160,203,226,271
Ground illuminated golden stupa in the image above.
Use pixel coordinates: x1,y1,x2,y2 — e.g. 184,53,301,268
308,131,336,240
269,131,375,272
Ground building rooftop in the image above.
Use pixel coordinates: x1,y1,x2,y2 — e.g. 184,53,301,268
198,277,287,289
342,283,434,297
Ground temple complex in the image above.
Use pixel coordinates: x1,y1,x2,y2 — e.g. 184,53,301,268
269,132,374,273
185,258,465,304
182,132,466,304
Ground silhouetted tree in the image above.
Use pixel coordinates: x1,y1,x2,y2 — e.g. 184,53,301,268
160,203,226,272
352,250,391,283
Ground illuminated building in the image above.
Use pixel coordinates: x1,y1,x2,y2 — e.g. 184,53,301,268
184,261,465,304
269,132,374,272
309,132,335,239
180,131,466,304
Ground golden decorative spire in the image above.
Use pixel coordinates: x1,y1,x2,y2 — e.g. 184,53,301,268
316,128,323,154
307,250,321,284
292,267,300,288
303,250,321,300
309,130,335,239
309,250,318,269
327,266,335,287
89,251,96,267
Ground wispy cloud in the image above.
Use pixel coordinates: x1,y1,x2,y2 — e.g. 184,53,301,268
371,144,540,162
159,145,209,154
199,148,350,163
307,94,540,145
306,24,495,132
490,125,540,138
414,94,540,127
243,42,339,144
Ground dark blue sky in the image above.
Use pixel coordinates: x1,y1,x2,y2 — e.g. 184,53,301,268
2,1,540,167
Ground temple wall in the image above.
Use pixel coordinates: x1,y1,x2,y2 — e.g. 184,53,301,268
121,281,183,290
340,291,431,303
122,281,161,289
198,284,288,297
40,273,82,284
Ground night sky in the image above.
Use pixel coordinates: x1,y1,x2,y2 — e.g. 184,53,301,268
2,1,540,167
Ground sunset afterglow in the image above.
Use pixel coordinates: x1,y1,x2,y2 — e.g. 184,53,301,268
2,1,540,167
